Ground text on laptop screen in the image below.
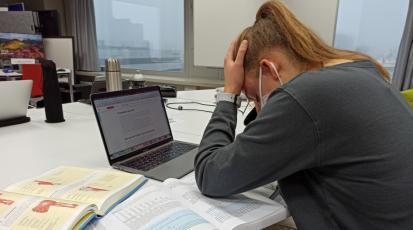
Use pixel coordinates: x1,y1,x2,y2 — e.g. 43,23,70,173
94,91,172,160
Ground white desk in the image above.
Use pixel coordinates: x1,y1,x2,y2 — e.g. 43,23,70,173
0,102,107,188
0,90,250,188
0,89,291,228
0,90,256,217
0,69,22,80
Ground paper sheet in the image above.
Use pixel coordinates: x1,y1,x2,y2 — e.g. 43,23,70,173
89,186,216,230
164,179,285,230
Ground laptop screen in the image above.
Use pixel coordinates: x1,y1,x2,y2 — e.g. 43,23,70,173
94,90,172,160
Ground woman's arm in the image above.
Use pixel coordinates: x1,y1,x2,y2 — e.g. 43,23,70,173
194,90,320,197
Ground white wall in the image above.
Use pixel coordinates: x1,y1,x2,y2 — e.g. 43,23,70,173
43,38,74,83
194,0,339,68
280,0,338,45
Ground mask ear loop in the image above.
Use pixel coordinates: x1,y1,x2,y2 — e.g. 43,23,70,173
270,63,283,86
259,66,264,107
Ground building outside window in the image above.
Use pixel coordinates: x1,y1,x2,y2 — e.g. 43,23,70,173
334,0,409,75
94,0,184,72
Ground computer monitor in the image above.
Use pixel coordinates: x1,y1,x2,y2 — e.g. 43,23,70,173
0,33,44,59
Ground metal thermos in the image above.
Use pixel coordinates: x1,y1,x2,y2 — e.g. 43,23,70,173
105,58,122,92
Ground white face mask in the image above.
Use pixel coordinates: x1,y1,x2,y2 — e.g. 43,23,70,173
259,63,283,110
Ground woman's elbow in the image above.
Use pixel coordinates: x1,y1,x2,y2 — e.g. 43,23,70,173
194,163,236,198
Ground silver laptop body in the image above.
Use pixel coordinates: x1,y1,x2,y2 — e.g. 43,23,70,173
91,86,198,181
0,80,32,120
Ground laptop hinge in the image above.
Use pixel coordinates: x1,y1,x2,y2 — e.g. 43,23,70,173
116,141,174,164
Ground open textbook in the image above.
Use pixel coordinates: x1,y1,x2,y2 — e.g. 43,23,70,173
0,166,146,230
89,177,289,230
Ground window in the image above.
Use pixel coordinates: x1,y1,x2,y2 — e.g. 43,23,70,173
334,0,409,75
94,0,185,72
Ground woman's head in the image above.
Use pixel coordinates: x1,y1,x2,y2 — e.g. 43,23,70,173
235,0,390,104
234,0,311,72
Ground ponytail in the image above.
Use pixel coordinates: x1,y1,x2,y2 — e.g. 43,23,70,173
234,0,391,81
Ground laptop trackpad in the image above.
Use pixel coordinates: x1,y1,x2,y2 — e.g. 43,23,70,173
146,148,197,181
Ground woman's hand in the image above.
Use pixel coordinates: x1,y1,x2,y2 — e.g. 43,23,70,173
224,40,248,95
253,99,261,113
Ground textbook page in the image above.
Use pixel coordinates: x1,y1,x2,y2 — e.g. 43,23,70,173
0,191,96,230
56,170,144,216
5,167,96,198
89,186,217,230
164,179,288,230
0,192,34,229
5,166,145,216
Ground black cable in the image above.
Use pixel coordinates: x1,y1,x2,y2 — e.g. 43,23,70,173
166,101,216,107
166,102,214,113
240,100,251,115
269,185,281,199
165,100,251,115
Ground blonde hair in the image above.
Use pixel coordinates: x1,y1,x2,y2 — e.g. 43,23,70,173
234,0,390,81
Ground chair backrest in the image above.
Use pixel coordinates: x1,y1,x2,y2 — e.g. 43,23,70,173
21,64,43,97
401,89,413,108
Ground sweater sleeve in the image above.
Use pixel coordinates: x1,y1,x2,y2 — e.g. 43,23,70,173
194,90,320,197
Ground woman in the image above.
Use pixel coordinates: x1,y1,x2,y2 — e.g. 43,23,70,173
194,1,413,229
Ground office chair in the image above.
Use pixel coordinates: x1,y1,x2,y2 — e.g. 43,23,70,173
401,89,413,108
21,64,43,97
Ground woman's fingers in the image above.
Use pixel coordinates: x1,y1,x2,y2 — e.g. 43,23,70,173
225,41,236,63
223,40,248,95
235,40,248,65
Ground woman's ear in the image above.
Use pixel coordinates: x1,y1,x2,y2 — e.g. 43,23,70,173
260,59,279,81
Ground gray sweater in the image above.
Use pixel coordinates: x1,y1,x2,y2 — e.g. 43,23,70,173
194,61,413,230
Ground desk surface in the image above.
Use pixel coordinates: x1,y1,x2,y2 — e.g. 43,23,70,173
0,68,70,77
0,69,22,77
0,90,250,189
0,90,292,228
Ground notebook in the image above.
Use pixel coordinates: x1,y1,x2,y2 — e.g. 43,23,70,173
91,86,198,181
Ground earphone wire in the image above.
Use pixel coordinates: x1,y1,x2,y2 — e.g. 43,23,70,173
165,102,214,114
166,100,251,115
166,101,216,107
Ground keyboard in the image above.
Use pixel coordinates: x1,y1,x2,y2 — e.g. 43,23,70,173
121,142,197,171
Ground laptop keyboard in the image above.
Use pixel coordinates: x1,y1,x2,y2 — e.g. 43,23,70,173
121,142,197,172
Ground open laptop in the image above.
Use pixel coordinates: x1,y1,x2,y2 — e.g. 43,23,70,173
0,80,32,120
91,86,198,181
